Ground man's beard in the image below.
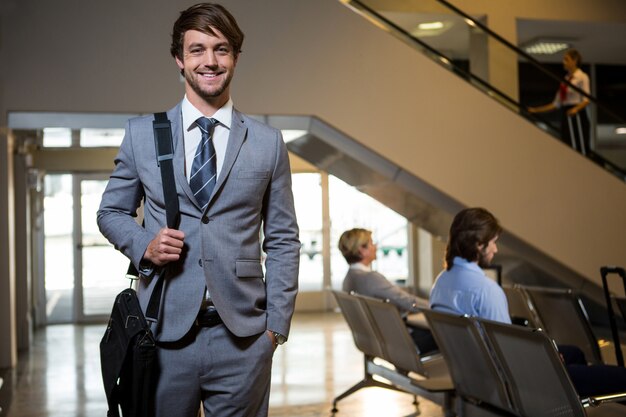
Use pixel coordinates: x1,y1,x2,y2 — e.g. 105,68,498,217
186,69,232,102
477,249,492,269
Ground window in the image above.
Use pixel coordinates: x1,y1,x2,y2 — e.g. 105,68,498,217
329,176,408,289
292,173,323,291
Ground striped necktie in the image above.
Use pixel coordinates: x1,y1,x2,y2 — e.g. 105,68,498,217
190,117,217,210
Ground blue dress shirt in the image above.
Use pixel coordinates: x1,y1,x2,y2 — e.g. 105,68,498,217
430,257,511,324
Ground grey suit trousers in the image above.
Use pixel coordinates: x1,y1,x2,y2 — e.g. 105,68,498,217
156,323,274,417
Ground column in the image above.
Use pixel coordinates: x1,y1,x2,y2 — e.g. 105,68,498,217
0,127,17,369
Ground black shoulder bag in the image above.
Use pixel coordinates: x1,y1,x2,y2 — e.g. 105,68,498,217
100,112,179,417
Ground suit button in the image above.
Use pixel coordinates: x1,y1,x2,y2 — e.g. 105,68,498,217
198,259,203,267
202,216,209,224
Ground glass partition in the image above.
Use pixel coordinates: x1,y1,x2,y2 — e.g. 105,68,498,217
329,176,408,290
43,128,72,148
78,177,129,318
41,127,125,148
291,172,411,298
292,173,324,291
43,174,74,323
80,128,125,147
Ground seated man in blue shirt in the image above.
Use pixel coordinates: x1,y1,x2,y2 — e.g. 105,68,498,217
430,207,506,322
430,207,626,398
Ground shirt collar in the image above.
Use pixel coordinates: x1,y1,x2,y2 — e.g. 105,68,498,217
452,256,483,273
349,262,372,272
181,95,233,131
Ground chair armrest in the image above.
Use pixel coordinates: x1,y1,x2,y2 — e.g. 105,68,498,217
406,312,429,328
584,392,626,407
510,316,530,327
410,376,454,393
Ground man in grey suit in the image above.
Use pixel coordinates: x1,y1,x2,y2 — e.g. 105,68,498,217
97,3,300,416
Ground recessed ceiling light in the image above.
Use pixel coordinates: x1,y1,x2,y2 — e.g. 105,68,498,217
418,21,444,30
521,38,574,55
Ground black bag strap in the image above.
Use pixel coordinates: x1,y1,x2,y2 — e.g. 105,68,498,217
147,112,179,323
124,112,179,324
153,111,180,229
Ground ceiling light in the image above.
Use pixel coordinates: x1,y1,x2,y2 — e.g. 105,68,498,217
411,21,451,38
464,18,476,27
418,21,444,30
521,38,573,55
615,127,626,135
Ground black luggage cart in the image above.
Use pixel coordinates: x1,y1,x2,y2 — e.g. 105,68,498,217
600,266,626,367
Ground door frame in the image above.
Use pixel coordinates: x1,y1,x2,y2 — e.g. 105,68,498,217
73,173,117,323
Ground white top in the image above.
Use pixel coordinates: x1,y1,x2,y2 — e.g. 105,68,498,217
181,96,233,180
349,262,372,272
553,68,590,107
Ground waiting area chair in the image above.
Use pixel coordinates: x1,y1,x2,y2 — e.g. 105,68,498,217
423,310,518,417
331,290,454,416
504,285,603,364
424,309,626,417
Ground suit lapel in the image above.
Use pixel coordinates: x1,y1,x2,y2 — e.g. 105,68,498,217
167,105,248,213
206,109,247,208
167,104,199,208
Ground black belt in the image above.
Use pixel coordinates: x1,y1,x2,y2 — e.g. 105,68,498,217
195,307,222,327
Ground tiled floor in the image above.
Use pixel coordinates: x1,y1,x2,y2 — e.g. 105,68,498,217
5,312,445,417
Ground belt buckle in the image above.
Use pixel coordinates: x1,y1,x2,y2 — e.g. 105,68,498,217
196,307,220,327
200,298,215,310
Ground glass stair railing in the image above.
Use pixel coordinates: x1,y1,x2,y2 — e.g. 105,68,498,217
340,0,626,182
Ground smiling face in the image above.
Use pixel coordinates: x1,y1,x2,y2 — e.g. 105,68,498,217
175,28,238,113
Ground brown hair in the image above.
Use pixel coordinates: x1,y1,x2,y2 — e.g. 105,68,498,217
170,3,244,60
338,228,372,264
564,48,582,67
444,207,502,270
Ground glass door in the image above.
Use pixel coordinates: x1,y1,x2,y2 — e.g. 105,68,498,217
74,175,130,322
43,174,75,323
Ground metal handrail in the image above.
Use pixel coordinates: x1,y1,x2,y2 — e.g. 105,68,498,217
437,0,626,124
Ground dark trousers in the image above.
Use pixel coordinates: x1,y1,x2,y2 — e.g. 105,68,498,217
560,106,590,154
567,364,626,397
407,324,439,356
559,344,626,397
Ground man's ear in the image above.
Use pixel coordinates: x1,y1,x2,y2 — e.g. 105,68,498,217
175,55,184,71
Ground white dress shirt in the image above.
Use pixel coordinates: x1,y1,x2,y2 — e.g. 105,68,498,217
553,68,590,107
180,96,233,304
181,96,233,181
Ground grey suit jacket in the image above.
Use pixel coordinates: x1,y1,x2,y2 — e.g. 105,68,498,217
97,103,300,342
342,268,428,313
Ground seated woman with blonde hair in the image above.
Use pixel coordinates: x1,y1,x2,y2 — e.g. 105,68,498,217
338,228,437,354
